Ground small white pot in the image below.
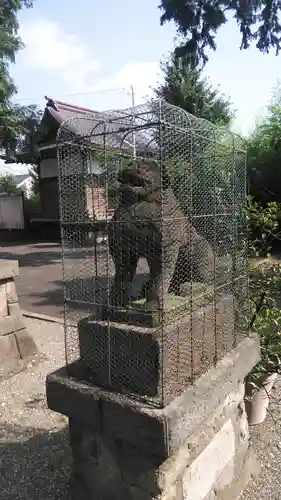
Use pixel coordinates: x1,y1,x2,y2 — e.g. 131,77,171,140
245,373,278,426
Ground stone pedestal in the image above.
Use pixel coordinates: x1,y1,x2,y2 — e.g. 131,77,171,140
0,259,38,379
46,334,260,500
77,292,236,406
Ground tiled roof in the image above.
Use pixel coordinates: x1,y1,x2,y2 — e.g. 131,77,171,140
44,97,156,154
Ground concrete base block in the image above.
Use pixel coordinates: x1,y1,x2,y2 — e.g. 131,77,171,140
0,313,26,337
15,328,38,359
78,293,236,405
209,449,260,500
0,333,20,375
0,282,8,317
0,259,39,379
5,279,18,304
46,334,260,500
0,328,38,380
0,259,19,281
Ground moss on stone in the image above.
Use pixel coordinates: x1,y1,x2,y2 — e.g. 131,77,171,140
102,282,213,327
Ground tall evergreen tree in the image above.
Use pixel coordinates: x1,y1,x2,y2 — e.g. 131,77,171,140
154,55,234,126
159,0,281,67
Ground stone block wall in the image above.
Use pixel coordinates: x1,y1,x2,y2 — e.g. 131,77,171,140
0,259,37,379
47,334,260,500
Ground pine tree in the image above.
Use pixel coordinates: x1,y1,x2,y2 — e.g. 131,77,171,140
154,55,233,126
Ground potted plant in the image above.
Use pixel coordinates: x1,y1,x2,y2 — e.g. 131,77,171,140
245,263,281,425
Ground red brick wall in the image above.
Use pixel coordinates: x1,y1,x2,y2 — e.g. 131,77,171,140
86,184,115,220
86,186,107,220
39,177,113,222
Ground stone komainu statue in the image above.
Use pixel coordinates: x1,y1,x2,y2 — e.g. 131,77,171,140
108,159,214,310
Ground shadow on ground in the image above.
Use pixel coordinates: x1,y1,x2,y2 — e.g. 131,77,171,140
25,273,149,318
0,244,108,268
0,422,72,500
0,242,148,318
0,250,62,267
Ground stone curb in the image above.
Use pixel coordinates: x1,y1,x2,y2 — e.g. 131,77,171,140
22,310,64,325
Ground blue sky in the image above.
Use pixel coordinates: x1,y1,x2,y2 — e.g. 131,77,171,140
2,0,281,173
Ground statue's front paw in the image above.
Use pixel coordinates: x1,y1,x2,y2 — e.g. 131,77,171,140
145,298,162,311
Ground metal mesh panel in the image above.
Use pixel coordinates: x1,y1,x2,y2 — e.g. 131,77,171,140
57,101,248,408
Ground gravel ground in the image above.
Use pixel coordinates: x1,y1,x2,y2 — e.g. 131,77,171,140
0,317,71,500
240,380,281,500
1,316,281,500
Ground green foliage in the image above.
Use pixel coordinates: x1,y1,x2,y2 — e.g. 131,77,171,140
152,56,240,247
247,196,281,257
250,262,281,379
1,1,33,64
161,121,246,248
0,1,39,163
247,197,281,385
154,55,234,125
159,0,281,67
0,61,16,101
247,83,281,203
1,1,34,102
247,178,281,384
0,102,42,159
0,173,20,195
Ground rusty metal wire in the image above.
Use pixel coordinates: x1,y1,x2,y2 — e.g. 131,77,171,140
57,100,248,408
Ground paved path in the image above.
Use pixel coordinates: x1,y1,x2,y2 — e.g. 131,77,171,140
0,241,149,320
0,242,64,318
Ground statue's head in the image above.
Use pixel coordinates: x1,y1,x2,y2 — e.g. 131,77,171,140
125,158,170,189
116,158,170,205
136,159,161,186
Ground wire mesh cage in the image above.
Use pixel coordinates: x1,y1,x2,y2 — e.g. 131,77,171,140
57,101,248,408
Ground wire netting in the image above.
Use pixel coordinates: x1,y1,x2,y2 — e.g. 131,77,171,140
57,100,248,408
